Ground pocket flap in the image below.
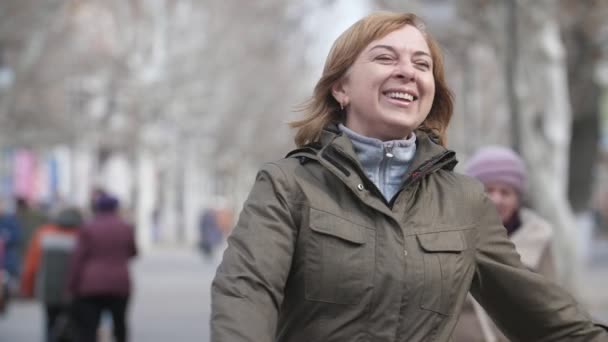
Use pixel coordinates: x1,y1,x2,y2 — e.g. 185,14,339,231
416,231,465,252
309,208,366,244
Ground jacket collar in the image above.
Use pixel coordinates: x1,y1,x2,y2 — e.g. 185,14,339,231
287,124,457,214
317,124,457,180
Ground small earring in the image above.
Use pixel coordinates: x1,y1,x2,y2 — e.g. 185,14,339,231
340,103,344,111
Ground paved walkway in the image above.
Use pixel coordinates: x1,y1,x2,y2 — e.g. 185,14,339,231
0,247,220,342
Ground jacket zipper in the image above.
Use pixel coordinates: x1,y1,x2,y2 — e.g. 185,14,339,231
379,143,395,197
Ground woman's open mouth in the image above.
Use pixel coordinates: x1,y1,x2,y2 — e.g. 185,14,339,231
383,91,418,107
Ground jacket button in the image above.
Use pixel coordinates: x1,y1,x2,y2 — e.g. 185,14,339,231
403,250,408,256
357,184,365,191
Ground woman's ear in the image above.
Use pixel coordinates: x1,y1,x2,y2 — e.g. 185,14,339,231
331,81,348,109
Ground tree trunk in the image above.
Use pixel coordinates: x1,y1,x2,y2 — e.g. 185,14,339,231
569,114,600,211
563,24,602,213
135,150,156,252
516,0,580,293
505,0,521,153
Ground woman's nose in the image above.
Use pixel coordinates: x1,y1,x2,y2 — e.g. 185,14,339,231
395,61,416,81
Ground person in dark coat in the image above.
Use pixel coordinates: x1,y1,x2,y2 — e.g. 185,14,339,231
0,199,22,300
198,208,222,258
0,237,6,314
68,194,137,342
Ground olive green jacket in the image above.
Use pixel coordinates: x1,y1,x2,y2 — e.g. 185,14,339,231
211,127,607,342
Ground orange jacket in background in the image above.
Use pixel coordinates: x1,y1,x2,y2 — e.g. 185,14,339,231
20,224,78,298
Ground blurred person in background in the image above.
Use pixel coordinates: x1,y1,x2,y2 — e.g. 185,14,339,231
88,187,107,216
20,207,83,342
15,196,48,270
214,203,234,238
451,146,555,342
0,237,6,314
211,11,608,341
0,198,22,305
594,189,608,236
68,194,137,342
198,207,223,258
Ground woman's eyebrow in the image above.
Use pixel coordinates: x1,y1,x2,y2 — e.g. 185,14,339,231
369,44,432,59
413,50,432,59
368,44,398,54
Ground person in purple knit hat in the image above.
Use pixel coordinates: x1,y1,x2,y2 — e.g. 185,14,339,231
452,146,556,342
68,194,137,342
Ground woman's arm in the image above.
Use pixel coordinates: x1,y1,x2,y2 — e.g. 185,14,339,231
211,163,299,342
471,191,608,341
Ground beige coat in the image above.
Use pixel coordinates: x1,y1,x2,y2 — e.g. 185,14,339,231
452,208,556,342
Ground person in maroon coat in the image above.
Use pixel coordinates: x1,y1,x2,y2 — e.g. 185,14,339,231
68,194,137,342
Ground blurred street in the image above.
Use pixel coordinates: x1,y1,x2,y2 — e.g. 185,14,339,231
1,238,608,342
0,246,221,342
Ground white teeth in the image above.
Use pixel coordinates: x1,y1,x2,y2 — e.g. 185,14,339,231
387,92,414,101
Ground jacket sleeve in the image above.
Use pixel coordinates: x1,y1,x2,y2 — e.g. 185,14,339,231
470,191,608,341
211,163,298,342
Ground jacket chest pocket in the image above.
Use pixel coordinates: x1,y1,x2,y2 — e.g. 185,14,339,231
304,208,375,305
416,230,473,315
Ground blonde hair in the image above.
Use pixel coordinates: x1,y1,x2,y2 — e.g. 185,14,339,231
290,12,453,147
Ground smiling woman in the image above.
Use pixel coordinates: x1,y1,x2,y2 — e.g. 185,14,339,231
331,25,436,141
291,11,453,148
210,11,608,342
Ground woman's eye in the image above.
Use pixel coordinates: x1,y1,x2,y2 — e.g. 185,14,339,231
415,61,431,70
375,55,394,62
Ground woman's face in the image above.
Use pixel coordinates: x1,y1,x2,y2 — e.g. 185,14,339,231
333,24,435,140
485,182,520,224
